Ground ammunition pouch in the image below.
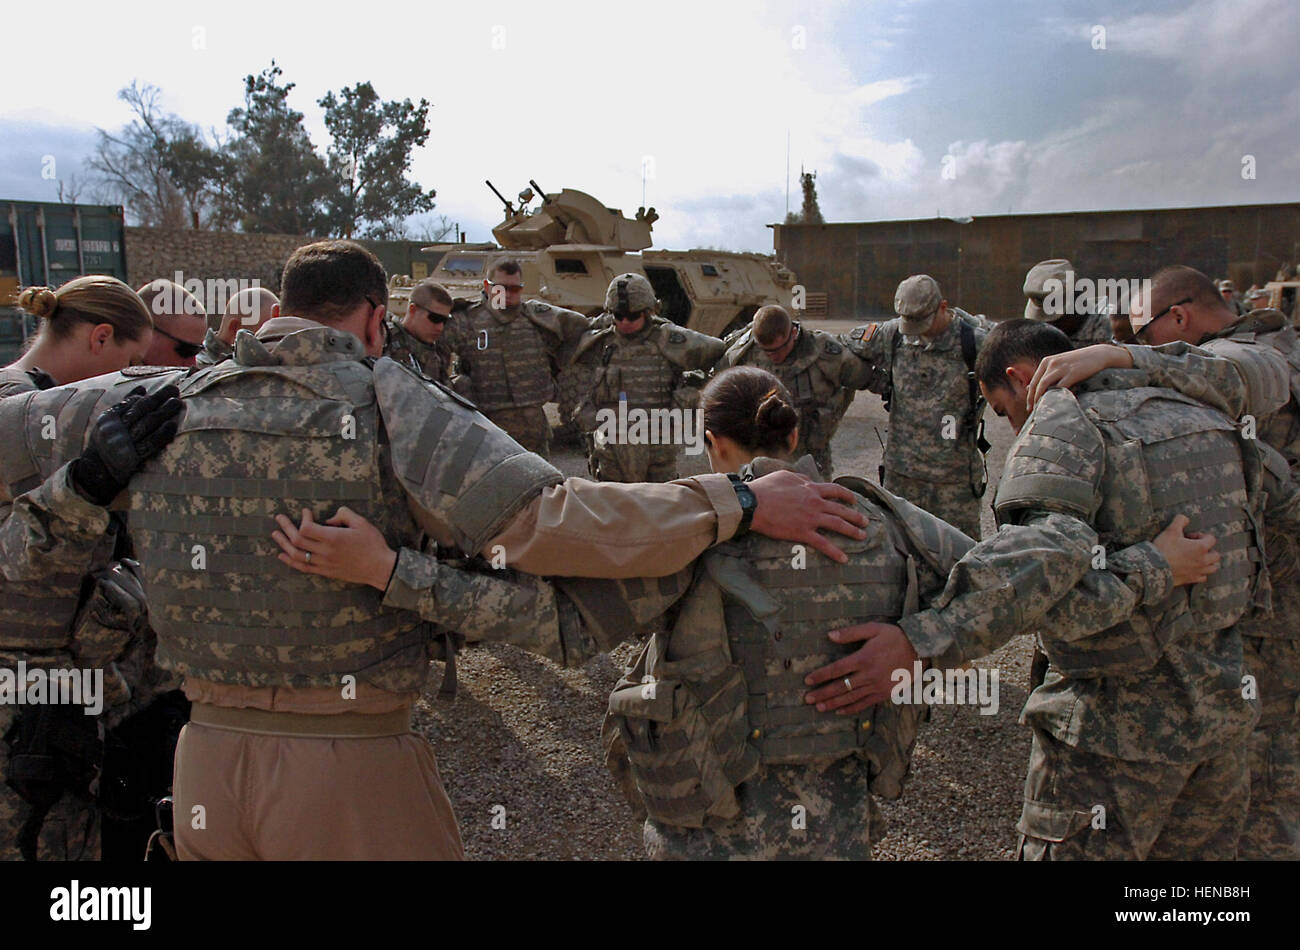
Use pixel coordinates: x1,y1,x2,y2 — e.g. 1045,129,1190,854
605,633,759,830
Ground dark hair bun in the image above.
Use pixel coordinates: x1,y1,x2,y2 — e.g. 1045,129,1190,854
755,390,799,438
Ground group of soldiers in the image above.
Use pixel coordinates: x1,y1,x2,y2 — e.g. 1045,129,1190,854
0,239,1297,862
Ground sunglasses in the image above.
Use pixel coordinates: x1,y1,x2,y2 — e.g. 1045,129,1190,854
614,313,642,323
1136,297,1192,340
488,281,525,292
419,306,449,325
154,325,203,359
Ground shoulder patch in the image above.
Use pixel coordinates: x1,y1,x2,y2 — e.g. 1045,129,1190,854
850,324,878,342
668,331,686,344
823,339,842,355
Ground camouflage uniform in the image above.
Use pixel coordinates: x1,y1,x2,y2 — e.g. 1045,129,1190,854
383,315,449,384
717,324,875,477
572,315,723,483
0,315,754,859
897,363,1300,860
1124,311,1300,859
195,328,233,368
442,293,590,457
0,368,127,861
573,455,975,859
843,312,988,538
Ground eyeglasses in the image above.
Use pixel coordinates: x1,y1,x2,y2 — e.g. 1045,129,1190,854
613,313,642,323
154,325,203,359
487,281,524,292
1136,297,1192,340
419,306,449,325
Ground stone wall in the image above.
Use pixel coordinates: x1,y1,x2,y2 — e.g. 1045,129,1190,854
125,227,310,293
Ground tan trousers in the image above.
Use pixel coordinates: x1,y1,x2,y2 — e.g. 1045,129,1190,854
173,721,464,860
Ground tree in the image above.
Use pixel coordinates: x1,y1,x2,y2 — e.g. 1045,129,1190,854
225,61,333,235
798,170,824,225
403,213,458,243
164,128,234,230
87,82,188,228
319,81,437,239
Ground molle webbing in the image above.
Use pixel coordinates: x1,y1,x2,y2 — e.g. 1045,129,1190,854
131,368,428,691
712,522,909,766
465,311,552,411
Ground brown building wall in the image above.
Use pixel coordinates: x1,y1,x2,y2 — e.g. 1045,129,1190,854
773,203,1300,322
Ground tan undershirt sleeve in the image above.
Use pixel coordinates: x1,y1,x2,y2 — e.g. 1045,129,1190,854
484,473,742,578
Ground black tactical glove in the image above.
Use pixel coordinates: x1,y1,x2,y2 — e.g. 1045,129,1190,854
70,385,183,505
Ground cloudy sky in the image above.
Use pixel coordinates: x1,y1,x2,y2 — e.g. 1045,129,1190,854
3,0,1296,251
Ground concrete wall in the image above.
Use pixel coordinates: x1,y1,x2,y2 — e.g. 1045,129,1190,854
772,203,1300,322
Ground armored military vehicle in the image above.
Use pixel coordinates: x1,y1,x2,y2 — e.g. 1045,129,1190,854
387,180,799,339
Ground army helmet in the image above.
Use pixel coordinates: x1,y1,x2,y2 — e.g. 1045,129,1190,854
605,273,657,316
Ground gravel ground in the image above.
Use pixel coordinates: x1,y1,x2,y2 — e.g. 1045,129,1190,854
415,319,1034,860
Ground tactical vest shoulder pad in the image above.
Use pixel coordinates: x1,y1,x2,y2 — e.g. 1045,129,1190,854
835,475,977,578
994,388,1104,523
1203,336,1292,420
522,300,575,339
450,296,475,313
572,325,616,363
373,357,563,554
652,322,724,369
0,369,189,496
722,329,754,365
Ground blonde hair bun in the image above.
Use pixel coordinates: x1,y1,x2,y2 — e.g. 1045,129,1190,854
18,286,58,320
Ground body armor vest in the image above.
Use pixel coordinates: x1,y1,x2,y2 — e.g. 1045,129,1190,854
1208,312,1300,465
883,321,981,481
0,371,119,661
608,459,939,828
1025,378,1265,676
590,330,676,410
128,351,430,692
459,303,554,412
384,318,446,383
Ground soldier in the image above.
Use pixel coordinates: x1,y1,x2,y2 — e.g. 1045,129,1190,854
717,304,876,476
0,278,165,861
1246,287,1270,312
844,275,989,539
1023,259,1115,347
571,274,723,482
135,280,206,368
442,258,590,457
1219,279,1248,317
811,318,1300,859
1026,264,1300,859
2,278,153,398
383,279,453,384
199,287,279,367
1,240,867,860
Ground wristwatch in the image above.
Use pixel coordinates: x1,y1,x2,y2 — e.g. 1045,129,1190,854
727,473,757,537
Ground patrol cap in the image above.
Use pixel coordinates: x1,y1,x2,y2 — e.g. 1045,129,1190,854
605,273,657,315
1023,259,1074,321
894,274,943,336
1246,287,1268,301
1218,279,1235,292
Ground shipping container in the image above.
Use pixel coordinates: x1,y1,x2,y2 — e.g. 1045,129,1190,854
0,201,129,363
